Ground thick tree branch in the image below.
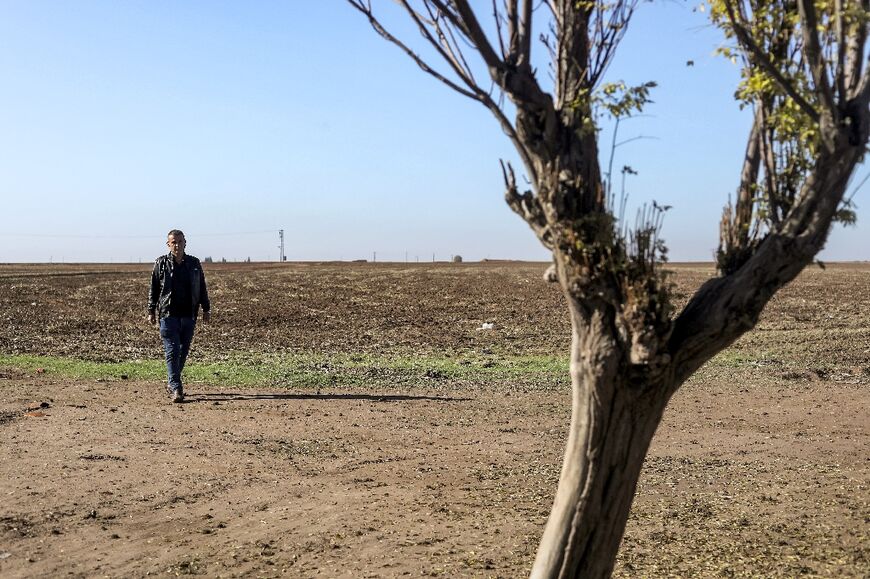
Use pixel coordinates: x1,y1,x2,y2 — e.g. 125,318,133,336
501,0,534,68
518,0,534,65
844,0,869,97
796,0,837,116
720,106,763,264
447,0,553,114
760,110,782,225
674,0,870,374
553,0,591,107
834,0,847,100
670,135,867,386
505,0,520,62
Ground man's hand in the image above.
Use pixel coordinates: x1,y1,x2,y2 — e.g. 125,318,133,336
148,311,156,325
202,311,211,324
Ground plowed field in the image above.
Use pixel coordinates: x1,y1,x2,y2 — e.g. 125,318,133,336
1,261,868,577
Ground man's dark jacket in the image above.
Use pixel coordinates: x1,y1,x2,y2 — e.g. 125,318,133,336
148,254,210,320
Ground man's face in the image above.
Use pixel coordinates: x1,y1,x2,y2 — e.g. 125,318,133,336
167,234,186,259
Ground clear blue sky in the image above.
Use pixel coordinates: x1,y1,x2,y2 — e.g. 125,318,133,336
0,1,866,263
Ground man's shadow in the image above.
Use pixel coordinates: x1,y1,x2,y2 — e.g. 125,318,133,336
184,392,471,403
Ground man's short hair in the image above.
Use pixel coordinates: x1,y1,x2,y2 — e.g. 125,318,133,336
167,229,185,239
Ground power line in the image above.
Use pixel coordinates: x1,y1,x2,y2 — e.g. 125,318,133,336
0,229,277,239
192,230,277,238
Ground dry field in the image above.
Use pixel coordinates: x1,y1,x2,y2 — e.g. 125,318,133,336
0,261,868,578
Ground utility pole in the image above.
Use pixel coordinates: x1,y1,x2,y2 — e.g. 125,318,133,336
278,229,285,262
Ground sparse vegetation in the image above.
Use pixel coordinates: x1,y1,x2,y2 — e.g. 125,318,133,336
0,262,867,577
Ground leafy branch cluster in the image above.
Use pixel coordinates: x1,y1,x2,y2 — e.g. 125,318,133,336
712,0,869,273
597,80,657,118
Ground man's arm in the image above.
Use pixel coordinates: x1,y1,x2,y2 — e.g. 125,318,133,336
199,266,210,323
148,261,160,325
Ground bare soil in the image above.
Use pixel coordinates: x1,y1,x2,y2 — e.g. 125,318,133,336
1,261,868,577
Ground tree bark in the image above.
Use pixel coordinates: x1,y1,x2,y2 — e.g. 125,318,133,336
531,286,670,578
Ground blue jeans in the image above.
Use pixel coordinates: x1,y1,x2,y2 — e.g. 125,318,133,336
159,316,196,392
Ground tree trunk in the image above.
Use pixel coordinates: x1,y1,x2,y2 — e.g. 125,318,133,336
530,294,670,578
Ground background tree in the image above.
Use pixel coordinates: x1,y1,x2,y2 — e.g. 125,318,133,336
347,0,870,576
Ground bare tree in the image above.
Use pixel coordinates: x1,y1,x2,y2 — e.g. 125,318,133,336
347,0,870,576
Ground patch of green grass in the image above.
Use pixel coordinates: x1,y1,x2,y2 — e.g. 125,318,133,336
0,354,166,381
708,350,781,368
0,352,569,389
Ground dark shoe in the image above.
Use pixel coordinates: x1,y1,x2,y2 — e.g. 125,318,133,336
172,388,184,403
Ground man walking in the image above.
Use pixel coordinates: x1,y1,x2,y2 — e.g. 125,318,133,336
148,229,210,403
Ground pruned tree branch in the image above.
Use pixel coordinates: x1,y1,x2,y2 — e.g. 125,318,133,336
347,0,569,230
502,160,553,249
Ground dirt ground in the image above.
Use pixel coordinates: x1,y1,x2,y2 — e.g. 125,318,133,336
0,262,868,577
